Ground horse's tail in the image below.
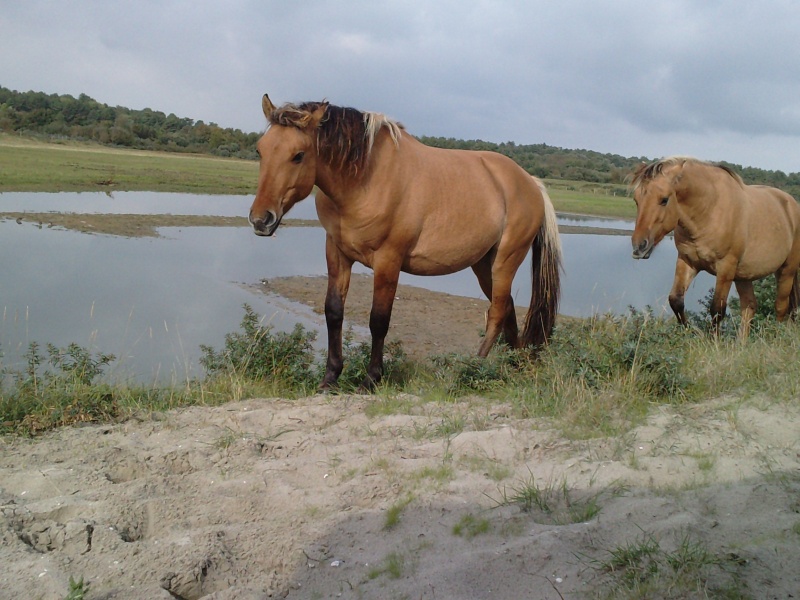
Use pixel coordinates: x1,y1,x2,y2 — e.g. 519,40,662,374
521,177,562,351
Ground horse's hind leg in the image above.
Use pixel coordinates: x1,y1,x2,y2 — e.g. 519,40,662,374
471,254,519,349
789,272,800,318
734,280,756,340
774,266,800,322
477,246,530,357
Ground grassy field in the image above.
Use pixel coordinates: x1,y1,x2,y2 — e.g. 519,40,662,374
0,134,636,218
0,134,258,194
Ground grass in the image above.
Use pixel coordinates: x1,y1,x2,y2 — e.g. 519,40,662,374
4,301,800,439
452,513,491,538
0,133,258,194
487,469,611,525
543,178,638,219
367,551,407,580
64,576,89,600
587,530,747,599
383,494,414,530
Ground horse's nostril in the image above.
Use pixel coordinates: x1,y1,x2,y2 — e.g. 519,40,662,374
248,209,278,229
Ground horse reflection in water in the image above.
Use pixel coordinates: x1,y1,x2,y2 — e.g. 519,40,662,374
249,95,562,391
631,156,800,338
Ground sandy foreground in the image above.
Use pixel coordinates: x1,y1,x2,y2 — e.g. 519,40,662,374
1,393,799,599
2,277,800,599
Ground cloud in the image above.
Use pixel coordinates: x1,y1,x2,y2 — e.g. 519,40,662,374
2,0,800,171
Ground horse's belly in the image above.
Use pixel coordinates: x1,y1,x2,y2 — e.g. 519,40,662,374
402,252,480,276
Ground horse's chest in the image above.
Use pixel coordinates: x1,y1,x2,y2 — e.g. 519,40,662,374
675,240,720,273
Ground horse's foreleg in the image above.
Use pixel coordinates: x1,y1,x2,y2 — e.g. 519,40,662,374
668,258,698,326
734,280,756,340
709,270,736,335
362,260,402,391
321,238,353,390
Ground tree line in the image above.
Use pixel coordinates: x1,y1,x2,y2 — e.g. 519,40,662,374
2,86,800,197
0,86,260,159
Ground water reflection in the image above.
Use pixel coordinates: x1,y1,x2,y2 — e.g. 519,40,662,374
0,192,715,382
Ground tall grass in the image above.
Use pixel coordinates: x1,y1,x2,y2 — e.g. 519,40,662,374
3,302,799,438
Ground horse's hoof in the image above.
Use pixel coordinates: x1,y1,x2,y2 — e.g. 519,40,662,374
317,381,338,395
356,378,378,394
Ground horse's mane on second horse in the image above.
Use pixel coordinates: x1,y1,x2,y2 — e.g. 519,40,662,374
629,156,744,192
268,101,404,178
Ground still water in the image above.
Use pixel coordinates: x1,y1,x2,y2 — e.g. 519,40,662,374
0,192,714,382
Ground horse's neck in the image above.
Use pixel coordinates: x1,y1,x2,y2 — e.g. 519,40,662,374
676,171,729,236
315,130,395,202
315,164,365,203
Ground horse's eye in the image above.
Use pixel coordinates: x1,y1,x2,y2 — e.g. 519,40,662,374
291,152,305,164
660,196,669,206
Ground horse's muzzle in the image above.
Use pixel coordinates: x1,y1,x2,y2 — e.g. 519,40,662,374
249,210,281,237
631,237,654,260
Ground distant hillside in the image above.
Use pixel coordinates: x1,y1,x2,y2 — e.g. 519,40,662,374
2,86,799,197
0,86,260,160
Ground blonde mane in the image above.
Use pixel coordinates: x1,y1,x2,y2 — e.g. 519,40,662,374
630,156,743,192
269,102,403,178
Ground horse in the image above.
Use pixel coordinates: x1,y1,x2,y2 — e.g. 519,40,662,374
630,156,800,338
249,95,562,391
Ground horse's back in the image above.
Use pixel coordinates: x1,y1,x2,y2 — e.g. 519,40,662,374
742,185,800,237
402,138,543,213
409,139,527,180
737,184,800,275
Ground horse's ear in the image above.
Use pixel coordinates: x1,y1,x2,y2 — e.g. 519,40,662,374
262,94,276,118
308,102,329,129
673,159,688,183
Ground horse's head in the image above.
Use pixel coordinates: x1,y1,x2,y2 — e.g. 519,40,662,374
630,160,682,259
249,95,328,236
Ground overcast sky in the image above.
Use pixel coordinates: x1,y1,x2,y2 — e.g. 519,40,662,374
3,0,800,172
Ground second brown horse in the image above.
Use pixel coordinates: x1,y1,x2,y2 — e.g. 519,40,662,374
631,156,800,337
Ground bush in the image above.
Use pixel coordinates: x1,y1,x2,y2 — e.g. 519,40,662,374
689,278,779,336
0,341,121,435
199,304,317,389
429,346,522,395
548,309,691,399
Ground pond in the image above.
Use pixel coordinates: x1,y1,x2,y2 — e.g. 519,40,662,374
0,192,715,383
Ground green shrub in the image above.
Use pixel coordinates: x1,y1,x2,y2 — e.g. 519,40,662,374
0,341,121,435
429,346,521,395
547,309,691,399
199,304,317,389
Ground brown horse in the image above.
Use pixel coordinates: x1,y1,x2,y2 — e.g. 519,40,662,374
250,95,562,390
630,156,800,337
